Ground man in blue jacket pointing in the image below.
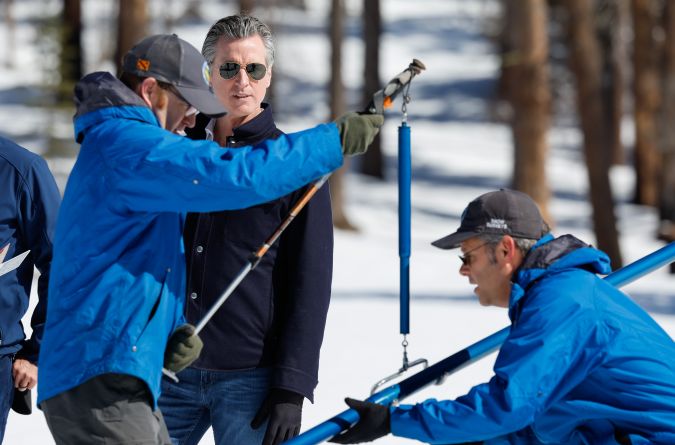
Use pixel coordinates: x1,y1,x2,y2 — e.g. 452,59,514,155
332,189,675,445
36,34,382,445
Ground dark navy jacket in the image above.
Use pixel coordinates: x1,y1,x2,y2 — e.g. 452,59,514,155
0,136,60,363
184,106,333,401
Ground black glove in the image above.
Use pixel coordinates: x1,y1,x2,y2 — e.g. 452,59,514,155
163,324,203,372
334,112,384,156
251,388,304,445
329,398,390,444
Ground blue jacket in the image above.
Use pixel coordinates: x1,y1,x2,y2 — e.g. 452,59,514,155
391,235,675,444
0,137,60,363
37,72,342,407
182,107,333,402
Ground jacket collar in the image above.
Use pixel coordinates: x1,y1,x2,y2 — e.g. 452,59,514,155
508,234,612,321
73,72,159,142
205,103,275,144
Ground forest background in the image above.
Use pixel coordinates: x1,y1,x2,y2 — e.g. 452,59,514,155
2,0,674,444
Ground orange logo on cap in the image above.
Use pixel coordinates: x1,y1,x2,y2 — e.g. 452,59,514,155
136,59,151,71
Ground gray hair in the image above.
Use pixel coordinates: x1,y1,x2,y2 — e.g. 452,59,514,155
202,14,275,69
479,233,541,264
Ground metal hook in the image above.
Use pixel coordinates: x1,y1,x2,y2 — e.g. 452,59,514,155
370,335,428,395
401,75,413,123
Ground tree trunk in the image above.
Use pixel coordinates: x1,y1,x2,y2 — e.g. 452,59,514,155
631,0,662,206
359,0,384,179
328,0,356,231
658,0,675,254
565,0,623,268
496,0,514,113
115,0,148,76
4,0,15,68
59,0,83,102
240,0,255,14
283,0,306,9
504,0,552,224
597,0,627,166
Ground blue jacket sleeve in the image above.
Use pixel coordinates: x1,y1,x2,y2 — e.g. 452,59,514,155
97,120,343,213
390,273,605,444
16,156,61,363
272,182,333,402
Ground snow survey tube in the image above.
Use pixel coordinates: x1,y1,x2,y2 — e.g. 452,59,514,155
399,122,411,335
286,241,675,445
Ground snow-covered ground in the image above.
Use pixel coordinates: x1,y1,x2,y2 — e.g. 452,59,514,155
3,0,674,444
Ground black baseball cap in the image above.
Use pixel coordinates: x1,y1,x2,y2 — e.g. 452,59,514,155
432,189,549,249
122,34,227,118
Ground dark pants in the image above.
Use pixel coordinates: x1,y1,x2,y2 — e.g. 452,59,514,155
0,354,14,443
42,373,171,445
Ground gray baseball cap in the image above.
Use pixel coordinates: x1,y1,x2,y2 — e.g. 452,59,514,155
122,34,226,118
432,189,549,249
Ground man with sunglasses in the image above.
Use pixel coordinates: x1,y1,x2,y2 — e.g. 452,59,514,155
157,15,334,445
37,33,383,445
331,189,675,444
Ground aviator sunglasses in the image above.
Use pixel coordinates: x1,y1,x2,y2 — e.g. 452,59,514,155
219,62,267,81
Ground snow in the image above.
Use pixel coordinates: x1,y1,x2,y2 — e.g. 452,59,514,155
3,0,674,444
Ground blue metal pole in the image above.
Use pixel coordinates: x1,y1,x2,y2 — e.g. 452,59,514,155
399,123,411,335
604,242,675,286
287,242,675,445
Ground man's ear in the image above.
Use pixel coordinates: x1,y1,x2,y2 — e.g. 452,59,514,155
498,235,520,274
138,77,159,108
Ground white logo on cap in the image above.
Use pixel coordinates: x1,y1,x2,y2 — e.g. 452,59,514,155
202,61,211,86
486,218,508,230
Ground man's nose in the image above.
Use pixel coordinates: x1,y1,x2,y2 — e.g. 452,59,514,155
184,113,197,129
234,68,250,86
459,263,470,276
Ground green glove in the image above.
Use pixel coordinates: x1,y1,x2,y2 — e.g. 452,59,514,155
163,324,203,372
334,112,384,156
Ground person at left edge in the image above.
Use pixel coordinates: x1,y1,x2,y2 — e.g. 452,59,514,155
0,136,60,443
36,33,383,445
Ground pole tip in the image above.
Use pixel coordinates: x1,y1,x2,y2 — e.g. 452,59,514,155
409,59,426,74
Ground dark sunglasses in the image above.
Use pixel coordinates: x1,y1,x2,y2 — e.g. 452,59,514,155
219,62,267,80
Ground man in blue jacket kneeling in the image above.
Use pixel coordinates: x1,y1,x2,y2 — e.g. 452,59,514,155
37,33,382,445
332,189,675,445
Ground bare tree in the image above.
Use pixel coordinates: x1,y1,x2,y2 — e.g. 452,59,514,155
4,0,15,68
240,0,255,14
59,0,83,102
502,0,552,223
328,0,356,231
359,0,384,179
115,0,148,76
597,0,627,166
282,0,306,9
631,0,662,206
565,0,623,268
658,0,675,256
